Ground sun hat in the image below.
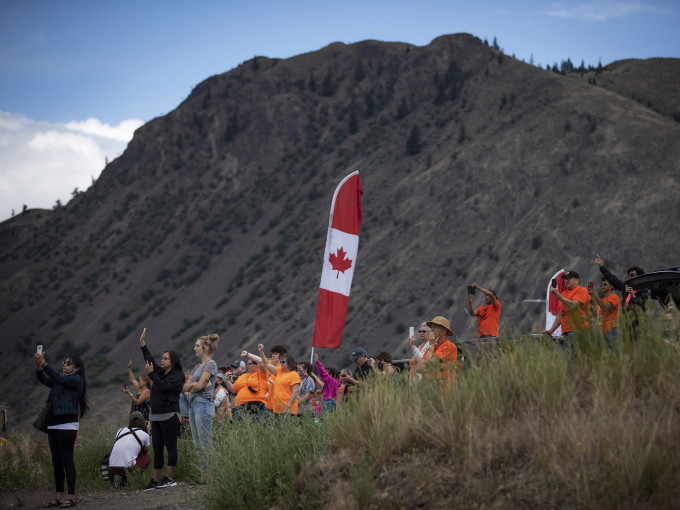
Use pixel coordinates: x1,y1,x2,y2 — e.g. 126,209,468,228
426,316,454,337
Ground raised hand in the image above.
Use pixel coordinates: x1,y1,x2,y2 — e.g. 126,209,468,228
139,328,146,347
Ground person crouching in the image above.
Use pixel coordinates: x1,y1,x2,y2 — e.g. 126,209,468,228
108,411,151,489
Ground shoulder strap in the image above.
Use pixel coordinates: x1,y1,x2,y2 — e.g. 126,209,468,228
128,427,144,449
114,428,132,442
114,427,144,449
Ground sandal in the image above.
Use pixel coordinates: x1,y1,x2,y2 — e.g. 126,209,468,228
59,498,76,508
45,499,62,508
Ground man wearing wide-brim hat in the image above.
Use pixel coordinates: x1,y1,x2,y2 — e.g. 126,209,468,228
418,316,457,382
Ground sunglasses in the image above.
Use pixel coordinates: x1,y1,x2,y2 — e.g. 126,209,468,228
160,356,170,361
628,273,637,278
279,359,287,365
418,330,428,333
63,360,73,366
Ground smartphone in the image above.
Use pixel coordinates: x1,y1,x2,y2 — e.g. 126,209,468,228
467,285,476,295
409,326,414,338
551,279,557,289
37,345,43,355
588,281,594,290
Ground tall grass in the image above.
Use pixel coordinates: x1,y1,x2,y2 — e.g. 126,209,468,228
0,424,198,494
329,314,680,508
202,415,331,508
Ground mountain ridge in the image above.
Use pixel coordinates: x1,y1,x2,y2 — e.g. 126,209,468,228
1,33,678,429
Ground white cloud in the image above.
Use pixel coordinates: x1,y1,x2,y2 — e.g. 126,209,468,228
547,1,654,21
63,117,142,142
0,111,143,221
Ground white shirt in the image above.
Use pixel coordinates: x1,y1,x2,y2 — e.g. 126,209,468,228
108,427,150,468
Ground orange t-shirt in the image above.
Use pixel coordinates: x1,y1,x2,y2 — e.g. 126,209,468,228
233,370,268,407
559,286,590,333
431,339,458,383
272,368,301,414
476,300,501,337
597,293,620,333
265,363,280,410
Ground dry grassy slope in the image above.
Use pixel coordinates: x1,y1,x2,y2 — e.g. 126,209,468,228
1,34,679,430
571,58,680,122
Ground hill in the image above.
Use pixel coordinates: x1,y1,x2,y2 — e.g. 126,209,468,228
1,33,679,430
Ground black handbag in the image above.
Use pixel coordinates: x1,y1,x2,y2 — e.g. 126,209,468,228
32,399,51,433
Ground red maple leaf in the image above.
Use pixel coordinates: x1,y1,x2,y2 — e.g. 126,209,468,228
329,246,353,279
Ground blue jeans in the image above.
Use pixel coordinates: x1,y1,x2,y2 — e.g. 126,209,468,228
188,396,215,470
233,401,266,422
603,328,618,349
179,392,191,418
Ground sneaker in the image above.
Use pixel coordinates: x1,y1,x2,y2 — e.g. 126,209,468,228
143,479,158,491
112,474,123,490
157,476,177,488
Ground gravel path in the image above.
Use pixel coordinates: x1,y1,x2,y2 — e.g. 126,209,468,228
3,483,207,510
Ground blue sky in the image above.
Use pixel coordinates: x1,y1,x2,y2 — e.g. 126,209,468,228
1,0,678,220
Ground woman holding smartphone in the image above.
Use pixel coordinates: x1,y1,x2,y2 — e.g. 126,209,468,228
139,328,184,490
124,359,151,429
33,350,88,508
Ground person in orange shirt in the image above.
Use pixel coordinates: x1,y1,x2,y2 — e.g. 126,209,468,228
417,316,458,383
466,283,501,337
260,349,301,418
543,270,591,340
260,345,287,415
223,351,268,421
589,277,620,349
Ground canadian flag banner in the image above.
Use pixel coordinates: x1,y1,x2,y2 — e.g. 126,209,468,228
546,269,566,335
312,171,363,349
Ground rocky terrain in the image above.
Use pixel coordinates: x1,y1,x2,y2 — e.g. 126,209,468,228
1,33,679,431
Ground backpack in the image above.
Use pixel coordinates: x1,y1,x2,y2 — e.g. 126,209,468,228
100,427,145,481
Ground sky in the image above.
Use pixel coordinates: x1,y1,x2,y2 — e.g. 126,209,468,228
1,0,678,222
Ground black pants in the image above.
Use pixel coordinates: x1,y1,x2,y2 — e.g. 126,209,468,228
47,429,78,495
151,416,180,470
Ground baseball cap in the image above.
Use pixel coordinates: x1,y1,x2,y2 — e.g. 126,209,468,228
562,271,580,279
349,347,367,361
231,360,246,369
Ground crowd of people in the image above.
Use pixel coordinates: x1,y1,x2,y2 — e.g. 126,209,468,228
32,253,669,504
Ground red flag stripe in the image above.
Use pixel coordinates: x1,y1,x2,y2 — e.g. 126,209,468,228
312,289,349,349
329,172,362,235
